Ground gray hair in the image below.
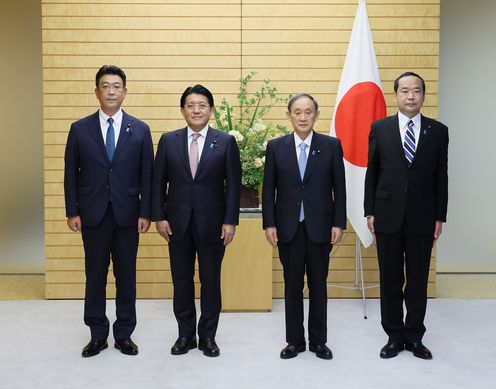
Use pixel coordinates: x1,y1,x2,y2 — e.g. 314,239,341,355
287,93,319,112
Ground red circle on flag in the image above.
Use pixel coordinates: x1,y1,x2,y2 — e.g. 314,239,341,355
335,82,387,167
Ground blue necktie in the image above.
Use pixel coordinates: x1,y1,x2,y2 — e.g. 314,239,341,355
106,117,115,161
404,119,416,165
298,143,308,221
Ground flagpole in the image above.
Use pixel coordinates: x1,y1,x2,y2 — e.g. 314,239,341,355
329,232,379,319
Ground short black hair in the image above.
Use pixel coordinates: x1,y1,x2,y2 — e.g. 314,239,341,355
287,93,319,112
394,71,425,94
95,65,126,87
180,84,214,108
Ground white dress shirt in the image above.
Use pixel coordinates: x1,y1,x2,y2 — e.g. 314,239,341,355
99,108,123,148
294,130,313,160
398,111,421,148
187,125,209,161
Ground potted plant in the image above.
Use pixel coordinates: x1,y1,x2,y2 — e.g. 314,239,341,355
213,72,290,208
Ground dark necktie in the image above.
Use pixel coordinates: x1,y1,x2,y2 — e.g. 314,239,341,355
403,119,416,165
106,117,115,161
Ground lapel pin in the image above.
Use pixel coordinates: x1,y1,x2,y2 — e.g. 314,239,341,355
210,139,218,148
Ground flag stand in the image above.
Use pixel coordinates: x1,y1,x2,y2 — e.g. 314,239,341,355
329,234,379,319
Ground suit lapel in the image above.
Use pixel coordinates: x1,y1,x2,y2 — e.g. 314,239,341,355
302,132,321,183
112,111,133,162
284,134,301,183
412,115,430,163
87,111,109,162
389,115,410,168
174,127,191,178
195,126,217,179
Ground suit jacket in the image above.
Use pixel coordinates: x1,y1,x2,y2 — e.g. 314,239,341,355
151,126,241,243
64,111,154,227
364,114,449,236
262,132,347,243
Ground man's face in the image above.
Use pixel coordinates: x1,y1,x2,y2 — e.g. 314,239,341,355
181,93,212,132
394,75,425,118
286,97,320,139
95,74,127,116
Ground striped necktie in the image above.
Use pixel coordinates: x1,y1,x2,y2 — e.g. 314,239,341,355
403,119,416,165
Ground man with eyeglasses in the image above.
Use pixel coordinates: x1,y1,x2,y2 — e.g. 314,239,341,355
64,65,154,357
151,84,241,357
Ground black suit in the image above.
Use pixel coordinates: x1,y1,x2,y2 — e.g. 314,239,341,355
364,113,448,343
263,132,346,346
64,111,154,341
151,126,241,339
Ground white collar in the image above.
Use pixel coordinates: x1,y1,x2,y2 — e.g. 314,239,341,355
293,130,313,148
188,124,209,138
99,108,123,125
398,111,421,130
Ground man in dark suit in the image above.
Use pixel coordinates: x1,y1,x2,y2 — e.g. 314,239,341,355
151,85,241,357
262,93,346,360
64,65,154,357
364,72,449,360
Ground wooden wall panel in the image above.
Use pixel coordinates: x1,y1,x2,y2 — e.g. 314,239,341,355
43,0,440,300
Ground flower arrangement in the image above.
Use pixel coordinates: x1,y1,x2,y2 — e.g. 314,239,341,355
213,72,290,189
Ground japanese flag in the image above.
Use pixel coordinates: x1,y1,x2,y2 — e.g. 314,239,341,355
330,0,387,248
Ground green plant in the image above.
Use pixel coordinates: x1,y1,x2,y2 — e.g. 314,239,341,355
213,72,290,188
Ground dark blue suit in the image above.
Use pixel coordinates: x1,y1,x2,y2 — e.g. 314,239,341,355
151,126,241,339
64,110,154,341
262,132,346,346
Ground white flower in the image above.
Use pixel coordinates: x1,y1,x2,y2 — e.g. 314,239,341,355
228,130,244,142
218,111,227,125
254,157,264,168
252,119,266,133
262,156,265,163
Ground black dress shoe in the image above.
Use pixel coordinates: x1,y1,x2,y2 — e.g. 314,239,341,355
114,338,139,355
198,338,220,357
280,344,306,359
171,336,197,355
82,339,108,358
309,343,333,360
406,341,433,360
380,340,405,359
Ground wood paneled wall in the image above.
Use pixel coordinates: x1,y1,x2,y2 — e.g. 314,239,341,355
43,0,440,299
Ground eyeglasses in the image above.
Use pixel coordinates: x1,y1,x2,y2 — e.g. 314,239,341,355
184,102,210,111
99,83,124,92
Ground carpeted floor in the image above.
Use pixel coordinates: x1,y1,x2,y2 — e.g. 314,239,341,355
0,298,495,389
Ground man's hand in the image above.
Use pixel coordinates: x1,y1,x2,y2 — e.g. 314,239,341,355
264,227,278,248
221,224,236,246
156,220,172,242
138,218,151,233
433,221,443,247
331,227,343,245
67,216,81,232
367,216,376,243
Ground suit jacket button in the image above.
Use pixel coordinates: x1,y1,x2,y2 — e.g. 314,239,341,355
404,189,407,193
302,185,305,189
106,186,110,189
